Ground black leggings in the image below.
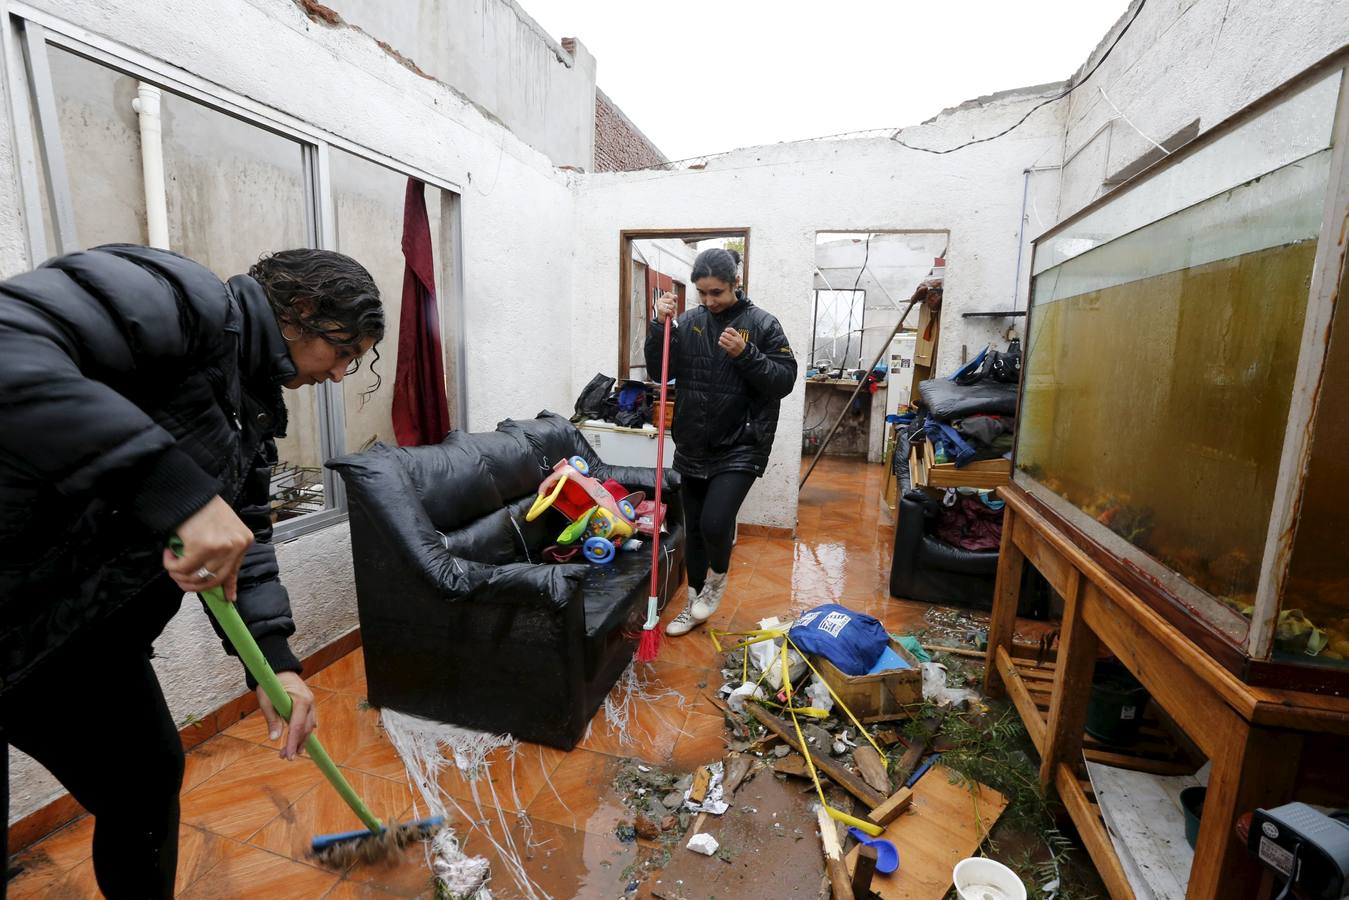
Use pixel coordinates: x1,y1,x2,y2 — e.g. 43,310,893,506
681,470,756,592
3,635,184,898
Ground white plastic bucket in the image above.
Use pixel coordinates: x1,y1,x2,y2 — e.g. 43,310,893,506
952,857,1027,900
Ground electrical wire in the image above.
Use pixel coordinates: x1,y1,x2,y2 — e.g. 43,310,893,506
889,0,1148,155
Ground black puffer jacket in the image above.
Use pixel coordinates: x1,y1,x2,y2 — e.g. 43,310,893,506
0,245,303,693
646,296,796,479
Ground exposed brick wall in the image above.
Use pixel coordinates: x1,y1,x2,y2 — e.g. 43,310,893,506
594,88,667,173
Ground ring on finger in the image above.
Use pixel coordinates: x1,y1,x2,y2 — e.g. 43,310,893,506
194,566,215,580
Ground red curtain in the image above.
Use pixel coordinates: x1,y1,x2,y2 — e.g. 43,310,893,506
391,178,451,445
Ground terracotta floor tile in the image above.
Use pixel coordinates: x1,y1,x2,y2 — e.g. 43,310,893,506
524,749,628,835
646,624,722,670
5,814,94,897
669,711,730,770
182,735,258,793
176,824,236,893
474,815,644,900
37,856,98,898
642,660,719,716
324,879,421,899
309,649,368,695
178,839,339,899
249,768,414,863
578,690,690,766
437,741,568,814
180,742,326,842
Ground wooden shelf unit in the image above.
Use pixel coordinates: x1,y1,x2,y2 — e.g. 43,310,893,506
985,483,1349,900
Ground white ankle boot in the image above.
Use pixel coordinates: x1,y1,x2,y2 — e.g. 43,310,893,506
665,586,702,636
692,571,727,621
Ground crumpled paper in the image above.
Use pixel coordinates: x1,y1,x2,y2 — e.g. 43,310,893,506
684,761,729,815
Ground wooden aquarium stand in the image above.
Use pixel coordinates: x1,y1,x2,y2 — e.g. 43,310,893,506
985,483,1349,900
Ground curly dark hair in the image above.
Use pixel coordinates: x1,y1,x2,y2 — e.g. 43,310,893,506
249,249,385,396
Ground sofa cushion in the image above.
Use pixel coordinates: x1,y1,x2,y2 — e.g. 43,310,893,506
439,507,526,566
468,430,546,500
400,436,504,532
499,412,601,472
504,495,558,559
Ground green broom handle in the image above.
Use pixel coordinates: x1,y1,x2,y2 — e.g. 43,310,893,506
170,540,383,833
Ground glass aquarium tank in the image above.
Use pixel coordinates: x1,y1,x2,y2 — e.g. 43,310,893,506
1015,58,1349,689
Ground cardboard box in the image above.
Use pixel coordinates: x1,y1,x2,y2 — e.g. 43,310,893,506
814,638,923,723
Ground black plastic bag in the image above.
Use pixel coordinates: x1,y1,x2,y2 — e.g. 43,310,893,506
571,373,617,423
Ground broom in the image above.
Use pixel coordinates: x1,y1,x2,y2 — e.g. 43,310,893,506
636,300,675,662
170,539,443,865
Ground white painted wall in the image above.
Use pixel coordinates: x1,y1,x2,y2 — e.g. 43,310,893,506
2,0,578,823
570,87,1068,530
1054,0,1349,223
326,0,598,171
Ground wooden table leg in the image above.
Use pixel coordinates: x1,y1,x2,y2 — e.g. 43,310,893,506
1038,570,1097,791
1187,725,1302,900
984,504,1026,698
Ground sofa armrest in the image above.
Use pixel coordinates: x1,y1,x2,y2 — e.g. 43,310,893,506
596,463,681,499
468,561,590,610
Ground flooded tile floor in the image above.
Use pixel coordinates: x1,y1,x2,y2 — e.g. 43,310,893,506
8,456,1049,898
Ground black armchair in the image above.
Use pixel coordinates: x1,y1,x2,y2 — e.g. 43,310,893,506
889,490,999,609
327,411,685,750
889,490,1047,617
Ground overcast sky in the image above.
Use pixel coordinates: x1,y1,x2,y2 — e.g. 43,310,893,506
519,0,1130,161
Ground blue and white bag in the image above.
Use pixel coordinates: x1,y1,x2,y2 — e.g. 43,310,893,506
788,603,889,676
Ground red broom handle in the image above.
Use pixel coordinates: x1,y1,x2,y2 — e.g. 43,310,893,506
649,312,673,598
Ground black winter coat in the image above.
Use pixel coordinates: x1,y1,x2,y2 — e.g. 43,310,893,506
646,296,796,479
0,245,303,693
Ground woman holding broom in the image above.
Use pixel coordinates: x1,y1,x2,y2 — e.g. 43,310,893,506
647,247,797,637
0,245,383,896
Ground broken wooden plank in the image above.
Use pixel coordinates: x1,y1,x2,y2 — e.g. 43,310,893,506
853,746,892,795
690,766,712,804
894,708,947,784
851,844,879,897
773,754,812,779
846,765,1009,899
723,753,753,795
750,701,886,808
866,786,914,827
817,805,855,900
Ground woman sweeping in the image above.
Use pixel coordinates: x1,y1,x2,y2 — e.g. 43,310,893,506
647,247,796,636
0,244,383,896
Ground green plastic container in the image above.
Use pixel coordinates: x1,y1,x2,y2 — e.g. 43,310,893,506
1085,663,1151,745
1180,786,1206,849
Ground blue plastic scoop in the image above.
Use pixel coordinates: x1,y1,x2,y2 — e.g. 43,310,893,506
848,827,900,874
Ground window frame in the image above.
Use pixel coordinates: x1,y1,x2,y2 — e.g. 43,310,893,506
617,228,750,381
2,5,470,540
808,288,866,371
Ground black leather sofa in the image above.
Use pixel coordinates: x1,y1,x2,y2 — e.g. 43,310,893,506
327,411,684,750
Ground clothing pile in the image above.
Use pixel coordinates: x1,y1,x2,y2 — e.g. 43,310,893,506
570,373,657,428
933,487,1005,552
905,340,1022,470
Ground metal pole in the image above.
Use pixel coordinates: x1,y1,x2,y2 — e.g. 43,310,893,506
800,291,922,490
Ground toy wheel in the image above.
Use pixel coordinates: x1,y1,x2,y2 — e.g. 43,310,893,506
569,455,590,475
618,499,637,521
583,536,615,564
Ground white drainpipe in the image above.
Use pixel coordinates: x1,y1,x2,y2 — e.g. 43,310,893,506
131,83,169,249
